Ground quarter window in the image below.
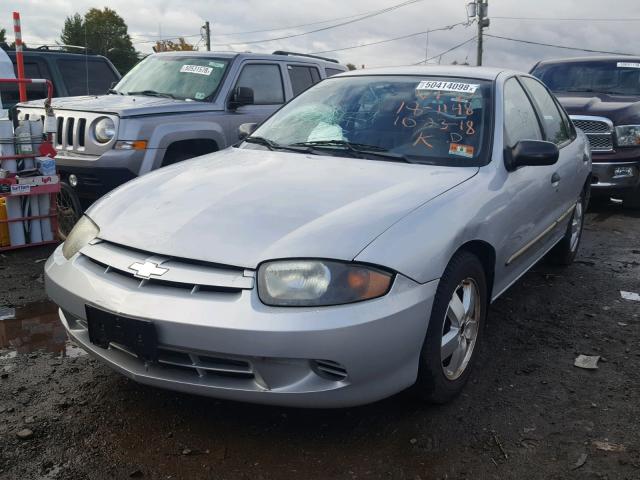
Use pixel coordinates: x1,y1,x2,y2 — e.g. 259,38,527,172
288,65,321,96
236,64,284,105
325,68,345,77
520,77,570,145
503,78,542,147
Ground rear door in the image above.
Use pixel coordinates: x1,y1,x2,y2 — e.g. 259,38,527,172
286,64,321,97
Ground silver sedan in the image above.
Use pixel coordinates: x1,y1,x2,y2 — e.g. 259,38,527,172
45,66,591,407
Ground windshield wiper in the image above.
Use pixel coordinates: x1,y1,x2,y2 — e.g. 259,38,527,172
127,90,177,99
243,136,312,153
107,88,124,95
292,140,412,163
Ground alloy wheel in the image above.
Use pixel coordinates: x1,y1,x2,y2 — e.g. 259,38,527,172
570,199,583,252
441,278,481,381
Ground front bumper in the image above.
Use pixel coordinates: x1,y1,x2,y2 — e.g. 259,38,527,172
591,159,640,196
56,149,146,200
45,246,437,407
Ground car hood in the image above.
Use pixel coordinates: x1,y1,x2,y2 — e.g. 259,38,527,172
88,148,478,268
555,92,640,125
19,95,222,117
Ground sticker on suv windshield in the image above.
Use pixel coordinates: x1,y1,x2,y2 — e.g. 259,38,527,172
180,65,213,75
209,61,226,68
416,80,479,94
617,62,640,69
449,143,474,158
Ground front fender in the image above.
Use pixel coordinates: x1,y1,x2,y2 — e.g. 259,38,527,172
140,121,227,174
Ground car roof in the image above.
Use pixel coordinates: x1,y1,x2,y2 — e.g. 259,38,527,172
535,55,640,66
4,49,111,61
152,50,347,68
333,65,519,81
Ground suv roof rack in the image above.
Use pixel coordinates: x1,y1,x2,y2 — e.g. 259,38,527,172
0,43,94,55
272,51,339,64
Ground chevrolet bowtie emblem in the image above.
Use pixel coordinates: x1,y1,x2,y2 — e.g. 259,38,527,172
129,261,169,279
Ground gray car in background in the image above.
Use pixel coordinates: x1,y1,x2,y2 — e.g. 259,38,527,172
16,51,346,233
45,66,591,407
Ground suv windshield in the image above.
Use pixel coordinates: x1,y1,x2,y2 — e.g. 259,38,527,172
243,75,492,166
532,61,640,96
114,55,229,101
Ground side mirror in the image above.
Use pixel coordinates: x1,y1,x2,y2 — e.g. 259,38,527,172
228,86,254,110
505,140,559,171
238,122,258,140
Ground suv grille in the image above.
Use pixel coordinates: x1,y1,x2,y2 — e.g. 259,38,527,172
571,116,614,152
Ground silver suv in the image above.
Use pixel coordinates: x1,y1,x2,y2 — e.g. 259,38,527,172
17,51,346,231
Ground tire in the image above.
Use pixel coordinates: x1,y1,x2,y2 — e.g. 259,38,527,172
549,189,586,266
415,251,488,404
56,182,83,240
624,189,640,210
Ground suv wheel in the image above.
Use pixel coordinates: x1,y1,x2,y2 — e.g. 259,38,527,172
416,251,487,404
624,188,640,210
56,182,82,240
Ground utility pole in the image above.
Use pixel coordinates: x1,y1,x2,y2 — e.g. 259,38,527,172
204,21,211,51
475,0,489,66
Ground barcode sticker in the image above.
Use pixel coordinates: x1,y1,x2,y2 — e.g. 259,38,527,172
416,80,479,94
180,65,213,75
617,62,640,69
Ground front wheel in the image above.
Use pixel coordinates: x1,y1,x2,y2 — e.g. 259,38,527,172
624,188,640,210
415,251,488,404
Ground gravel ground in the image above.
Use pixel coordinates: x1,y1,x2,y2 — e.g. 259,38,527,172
0,202,638,480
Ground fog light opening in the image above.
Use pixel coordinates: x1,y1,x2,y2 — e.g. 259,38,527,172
613,166,634,178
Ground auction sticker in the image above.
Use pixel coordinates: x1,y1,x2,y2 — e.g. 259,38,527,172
180,65,213,75
449,143,475,158
617,62,640,69
10,184,31,195
417,80,479,94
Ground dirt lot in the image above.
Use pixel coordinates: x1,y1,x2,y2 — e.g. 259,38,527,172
0,202,639,480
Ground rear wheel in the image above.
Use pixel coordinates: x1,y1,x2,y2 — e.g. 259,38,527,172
416,251,487,404
56,182,82,240
624,189,640,210
549,190,585,266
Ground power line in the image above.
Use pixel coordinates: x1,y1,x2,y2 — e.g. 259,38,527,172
484,33,638,56
493,16,640,22
411,36,478,65
210,0,424,47
309,20,472,55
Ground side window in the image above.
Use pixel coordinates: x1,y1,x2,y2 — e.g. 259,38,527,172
520,77,570,145
236,64,284,105
57,59,120,96
325,68,345,77
503,78,542,147
287,65,321,96
1,61,52,105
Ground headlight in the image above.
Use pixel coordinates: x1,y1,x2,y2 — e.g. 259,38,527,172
94,117,115,143
62,216,99,260
615,125,640,146
257,260,393,307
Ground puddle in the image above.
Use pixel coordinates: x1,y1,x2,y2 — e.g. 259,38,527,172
0,301,86,358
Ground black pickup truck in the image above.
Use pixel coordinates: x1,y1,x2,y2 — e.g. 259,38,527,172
531,56,640,208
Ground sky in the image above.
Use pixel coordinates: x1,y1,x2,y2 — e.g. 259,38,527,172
2,0,640,72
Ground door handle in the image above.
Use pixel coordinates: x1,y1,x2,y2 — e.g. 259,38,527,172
551,172,561,187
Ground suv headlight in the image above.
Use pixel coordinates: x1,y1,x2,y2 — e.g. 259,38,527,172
615,125,640,146
94,117,116,143
62,216,99,260
257,260,393,307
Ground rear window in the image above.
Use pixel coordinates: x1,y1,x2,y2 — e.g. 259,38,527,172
325,68,346,77
532,61,640,96
288,65,321,96
57,59,119,96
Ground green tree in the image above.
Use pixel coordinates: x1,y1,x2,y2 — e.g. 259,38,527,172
0,28,6,44
154,37,197,52
346,63,357,71
60,8,139,74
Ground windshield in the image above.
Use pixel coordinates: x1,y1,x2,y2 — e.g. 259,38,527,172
532,61,640,96
114,55,229,101
243,75,492,166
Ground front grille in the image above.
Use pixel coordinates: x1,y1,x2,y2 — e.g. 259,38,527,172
80,240,254,294
55,114,88,151
571,116,614,152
